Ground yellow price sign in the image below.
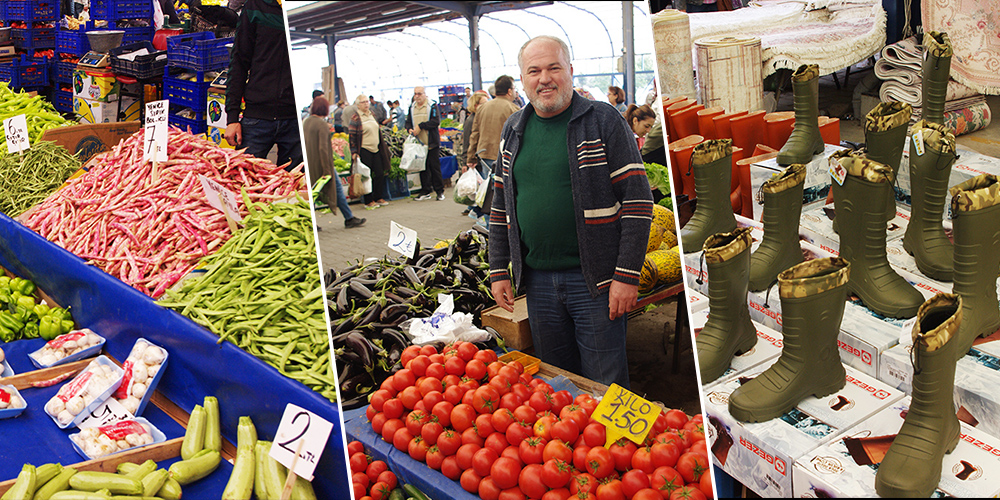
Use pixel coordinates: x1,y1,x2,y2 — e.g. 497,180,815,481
592,384,661,448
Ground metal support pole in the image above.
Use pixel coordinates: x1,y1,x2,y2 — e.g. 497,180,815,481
623,1,636,105
324,34,341,104
469,14,483,91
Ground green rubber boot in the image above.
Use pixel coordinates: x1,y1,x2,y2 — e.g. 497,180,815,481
864,101,912,223
949,174,1000,358
922,31,953,127
680,139,737,254
728,257,850,423
696,227,757,384
831,150,923,318
875,293,962,498
902,120,958,281
777,64,824,166
749,164,806,292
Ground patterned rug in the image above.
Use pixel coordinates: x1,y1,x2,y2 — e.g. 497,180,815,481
922,0,1000,94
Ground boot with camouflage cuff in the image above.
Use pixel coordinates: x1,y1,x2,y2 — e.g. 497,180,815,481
680,139,737,254
950,174,1000,357
875,293,962,498
903,120,958,281
922,31,953,127
777,65,824,166
749,164,806,292
728,257,850,423
831,150,923,318
696,227,756,384
864,101,912,222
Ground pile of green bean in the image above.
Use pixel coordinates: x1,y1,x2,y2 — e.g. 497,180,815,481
0,83,71,154
0,141,81,217
159,197,336,402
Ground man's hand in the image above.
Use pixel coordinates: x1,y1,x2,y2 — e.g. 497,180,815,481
491,280,515,313
467,162,477,172
225,123,242,147
410,128,419,136
608,280,638,320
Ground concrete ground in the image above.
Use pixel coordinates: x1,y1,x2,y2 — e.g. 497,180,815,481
315,180,704,416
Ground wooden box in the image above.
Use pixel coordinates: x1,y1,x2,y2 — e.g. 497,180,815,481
481,295,532,351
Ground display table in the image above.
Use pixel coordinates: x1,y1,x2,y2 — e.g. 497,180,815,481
633,280,686,373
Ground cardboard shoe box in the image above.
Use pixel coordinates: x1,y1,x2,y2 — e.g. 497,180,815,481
798,202,909,255
687,289,708,313
749,143,843,222
703,362,903,497
793,396,1000,498
682,215,764,297
698,315,784,391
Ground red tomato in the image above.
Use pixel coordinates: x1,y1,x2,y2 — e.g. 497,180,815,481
352,471,370,490
632,488,663,500
392,427,413,452
551,419,580,444
425,444,444,469
485,431,510,455
459,377,481,394
475,348,498,364
595,479,625,500
493,408,517,433
584,446,615,479
499,486,527,500
542,488,572,500
407,354,431,377
369,390,392,413
380,418,404,443
401,345,422,366
466,359,488,380
534,413,557,441
460,468,483,493
456,341,479,361
437,429,462,456
409,436,429,461
425,362,446,380
669,486,706,500
451,403,477,432
650,466,684,497
519,436,547,465
576,398,597,417
473,447,500,477
350,452,369,473
651,441,681,469
473,386,502,414
405,410,428,435
456,443,482,470
462,426,486,447
510,383,532,403
479,477,502,500
541,459,573,489
475,413,496,438
632,445,655,474
506,421,534,447
572,445,591,472
550,390,573,415
429,353,445,365
569,473,598,494
379,377,397,394
442,384,466,406
393,369,416,392
413,400,427,413
519,463,548,500
498,365,520,384
352,482,366,500
431,400,454,428
399,386,422,410
421,420,443,445
581,422,606,448
491,375,514,396
462,388,477,406
513,404,538,425
560,405,589,431
492,456,522,489
441,455,462,480
445,356,467,376
487,361,505,379
531,380,554,394
543,439,573,464
684,420,706,442
609,439,637,472
502,445,522,463
676,452,709,483
370,481,392,500
500,392,523,410
382,398,404,420
654,432,682,447
366,460,388,483
664,409,688,430
699,468,714,499
417,376,442,397
675,429,695,450
689,440,707,458
621,469,650,498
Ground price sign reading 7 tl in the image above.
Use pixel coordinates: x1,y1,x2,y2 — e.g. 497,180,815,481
593,383,661,447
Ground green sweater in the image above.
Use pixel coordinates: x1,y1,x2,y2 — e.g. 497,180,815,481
512,106,579,270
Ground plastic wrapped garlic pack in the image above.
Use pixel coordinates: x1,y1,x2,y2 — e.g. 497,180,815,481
29,329,106,369
112,339,168,416
0,385,24,410
69,418,164,459
45,356,124,428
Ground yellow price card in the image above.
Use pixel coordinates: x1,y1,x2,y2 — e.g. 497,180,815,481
592,384,661,448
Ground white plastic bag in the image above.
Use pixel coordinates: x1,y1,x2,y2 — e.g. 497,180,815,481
400,136,427,173
405,294,489,345
354,157,373,195
454,168,481,205
475,170,491,208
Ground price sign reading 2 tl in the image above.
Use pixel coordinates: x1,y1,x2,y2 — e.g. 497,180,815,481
268,403,333,481
593,383,662,447
387,221,418,258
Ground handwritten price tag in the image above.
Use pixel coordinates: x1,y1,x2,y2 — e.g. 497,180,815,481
592,384,661,447
143,101,169,164
77,398,134,429
388,221,418,258
268,403,333,481
199,174,243,223
4,114,31,153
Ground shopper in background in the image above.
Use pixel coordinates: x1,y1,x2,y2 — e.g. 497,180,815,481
607,86,628,113
341,100,358,132
462,86,472,108
349,95,391,210
625,104,657,149
383,101,401,127
467,75,519,179
489,36,652,388
393,101,406,130
303,96,366,229
407,86,445,201
369,96,387,125
460,90,491,216
225,0,301,170
332,101,346,133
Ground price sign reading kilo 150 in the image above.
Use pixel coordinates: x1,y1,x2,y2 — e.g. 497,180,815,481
593,383,661,447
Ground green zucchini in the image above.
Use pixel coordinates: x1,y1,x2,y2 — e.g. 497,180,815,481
402,484,430,500
168,449,220,486
123,461,156,481
139,469,168,497
2,464,36,500
34,467,77,500
153,478,182,500
180,405,206,460
203,396,221,453
68,472,143,495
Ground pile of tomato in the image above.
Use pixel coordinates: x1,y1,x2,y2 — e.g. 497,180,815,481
348,446,399,500
358,341,713,500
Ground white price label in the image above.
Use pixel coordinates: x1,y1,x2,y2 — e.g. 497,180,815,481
828,156,847,186
268,404,333,481
4,114,31,153
143,101,169,164
388,221,418,258
913,129,926,156
77,398,134,429
899,316,918,347
199,174,244,223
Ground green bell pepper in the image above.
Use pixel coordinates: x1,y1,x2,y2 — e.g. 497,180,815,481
7,278,33,296
22,323,38,339
60,320,74,334
39,316,61,341
0,325,14,343
33,303,50,318
16,295,35,313
0,277,10,291
48,307,70,321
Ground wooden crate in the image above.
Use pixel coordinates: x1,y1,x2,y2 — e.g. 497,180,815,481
481,295,532,351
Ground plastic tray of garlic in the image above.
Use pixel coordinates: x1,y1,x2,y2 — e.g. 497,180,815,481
112,338,168,416
29,329,106,369
69,417,166,459
45,355,124,429
0,384,26,419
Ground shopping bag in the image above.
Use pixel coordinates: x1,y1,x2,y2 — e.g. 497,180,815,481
400,136,427,173
474,170,491,208
453,168,482,205
353,157,373,196
347,173,365,198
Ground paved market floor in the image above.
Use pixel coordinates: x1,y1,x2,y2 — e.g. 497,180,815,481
314,181,704,416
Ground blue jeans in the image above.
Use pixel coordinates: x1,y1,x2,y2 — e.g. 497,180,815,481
241,117,303,170
333,174,353,220
522,267,630,388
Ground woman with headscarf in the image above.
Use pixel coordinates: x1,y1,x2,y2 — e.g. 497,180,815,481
348,94,391,209
302,96,366,228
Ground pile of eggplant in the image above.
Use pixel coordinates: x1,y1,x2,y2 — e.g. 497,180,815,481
329,230,500,409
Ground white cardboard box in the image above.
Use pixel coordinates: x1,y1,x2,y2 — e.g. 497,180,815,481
895,145,1000,213
682,215,765,297
749,143,844,222
704,363,903,497
699,317,784,391
792,396,1000,498
687,290,709,313
798,202,910,255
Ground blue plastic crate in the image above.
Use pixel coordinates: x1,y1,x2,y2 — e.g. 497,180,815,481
13,26,56,51
119,24,154,46
90,0,152,21
54,88,73,112
6,1,59,22
56,27,90,56
0,3,7,21
166,32,231,72
168,110,207,135
0,56,48,88
55,59,75,83
164,67,213,112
